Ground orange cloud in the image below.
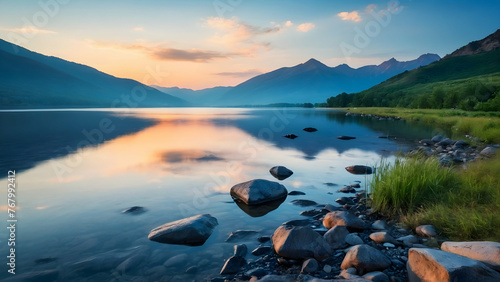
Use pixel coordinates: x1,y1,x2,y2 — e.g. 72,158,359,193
89,40,235,62
337,11,362,22
297,23,315,32
215,69,263,78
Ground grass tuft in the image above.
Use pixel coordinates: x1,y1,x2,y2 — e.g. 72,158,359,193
370,155,500,241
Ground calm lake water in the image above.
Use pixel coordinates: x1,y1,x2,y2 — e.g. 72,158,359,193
0,108,439,281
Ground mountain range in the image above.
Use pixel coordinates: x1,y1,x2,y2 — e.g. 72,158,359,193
152,54,440,106
325,29,500,110
0,39,188,109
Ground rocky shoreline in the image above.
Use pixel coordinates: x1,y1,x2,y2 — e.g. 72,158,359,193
204,115,499,282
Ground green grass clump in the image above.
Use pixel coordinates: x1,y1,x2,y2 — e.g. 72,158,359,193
371,155,500,241
371,156,457,216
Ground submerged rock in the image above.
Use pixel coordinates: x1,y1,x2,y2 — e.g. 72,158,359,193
226,230,259,242
338,136,356,140
288,191,306,196
290,199,317,207
121,206,146,214
148,214,218,246
303,127,318,132
220,255,246,275
230,179,288,205
269,166,294,180
234,244,248,257
284,134,298,139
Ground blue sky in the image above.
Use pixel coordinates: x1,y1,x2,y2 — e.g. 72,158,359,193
0,0,499,89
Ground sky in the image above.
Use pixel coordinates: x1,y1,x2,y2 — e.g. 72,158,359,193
0,0,499,90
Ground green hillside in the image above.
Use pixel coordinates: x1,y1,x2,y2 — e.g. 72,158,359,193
326,49,500,111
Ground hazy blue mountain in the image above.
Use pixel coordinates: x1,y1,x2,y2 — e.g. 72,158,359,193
218,54,440,106
152,85,232,105
0,39,188,109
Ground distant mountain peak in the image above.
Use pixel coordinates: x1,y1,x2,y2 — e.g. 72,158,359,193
302,58,329,69
445,29,500,58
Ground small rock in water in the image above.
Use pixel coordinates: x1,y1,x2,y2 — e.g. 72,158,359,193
416,225,438,237
288,190,305,196
148,214,218,246
303,127,318,132
226,230,259,242
220,256,246,275
251,246,272,256
290,199,317,207
350,183,361,188
233,244,247,257
269,166,294,180
335,197,353,205
323,182,339,187
164,254,188,267
339,186,356,193
122,206,146,214
284,134,298,139
230,179,288,205
337,136,356,140
345,165,374,175
257,236,271,243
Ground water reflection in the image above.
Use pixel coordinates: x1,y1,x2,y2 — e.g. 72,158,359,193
0,108,439,281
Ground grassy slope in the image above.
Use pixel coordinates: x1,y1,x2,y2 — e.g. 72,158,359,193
359,49,500,99
345,107,500,144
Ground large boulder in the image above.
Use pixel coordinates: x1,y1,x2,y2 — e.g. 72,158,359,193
272,225,332,261
230,179,287,205
323,211,365,231
148,214,218,246
441,241,500,271
407,248,500,282
270,166,294,180
340,244,391,275
323,225,349,249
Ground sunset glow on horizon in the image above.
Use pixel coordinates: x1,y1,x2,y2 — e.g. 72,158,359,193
1,0,499,90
